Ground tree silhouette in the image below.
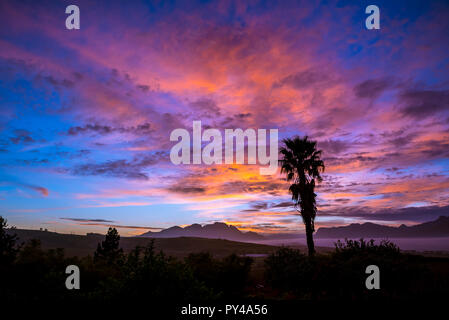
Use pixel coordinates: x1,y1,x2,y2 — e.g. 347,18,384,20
94,227,123,264
0,216,19,265
279,136,324,256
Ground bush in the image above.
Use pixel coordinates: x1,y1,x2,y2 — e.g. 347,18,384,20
0,216,20,265
323,238,428,299
185,252,253,298
264,247,313,297
90,241,214,302
4,239,79,302
263,240,447,300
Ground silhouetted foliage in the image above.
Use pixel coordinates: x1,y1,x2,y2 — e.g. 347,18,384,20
334,238,400,257
185,252,219,287
88,240,213,302
220,253,253,296
94,227,124,265
1,221,448,303
0,232,79,301
0,216,20,265
185,252,253,298
264,247,313,297
263,239,448,300
279,136,325,256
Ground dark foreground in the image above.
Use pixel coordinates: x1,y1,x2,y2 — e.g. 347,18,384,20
1,223,449,316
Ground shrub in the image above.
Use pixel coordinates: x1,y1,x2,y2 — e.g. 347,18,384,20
264,247,313,297
185,252,253,298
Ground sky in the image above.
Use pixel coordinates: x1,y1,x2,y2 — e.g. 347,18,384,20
0,0,449,236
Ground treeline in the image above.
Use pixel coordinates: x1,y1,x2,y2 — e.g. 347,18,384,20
1,217,448,302
264,240,449,299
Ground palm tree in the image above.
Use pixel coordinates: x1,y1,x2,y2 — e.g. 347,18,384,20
279,136,324,256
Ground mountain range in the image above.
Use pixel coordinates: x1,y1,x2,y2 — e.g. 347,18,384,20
139,216,449,241
315,216,449,238
139,222,264,241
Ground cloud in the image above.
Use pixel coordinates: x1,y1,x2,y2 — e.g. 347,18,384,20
353,77,395,99
72,160,149,180
234,113,252,119
29,185,49,197
83,223,162,231
235,222,290,232
9,129,35,144
188,98,221,117
60,218,115,223
271,201,294,208
66,123,153,136
242,200,294,212
7,181,49,197
321,205,449,223
59,217,162,231
70,151,167,180
37,74,75,88
167,185,207,194
400,89,449,118
241,201,269,212
318,139,350,155
273,68,331,89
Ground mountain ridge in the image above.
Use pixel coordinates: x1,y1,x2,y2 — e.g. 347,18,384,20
139,221,265,241
140,216,449,241
315,215,449,238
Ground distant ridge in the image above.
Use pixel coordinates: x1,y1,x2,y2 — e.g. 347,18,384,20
139,222,264,241
5,228,276,257
316,216,449,238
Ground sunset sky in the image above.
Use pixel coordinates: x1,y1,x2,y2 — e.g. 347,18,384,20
1,0,448,236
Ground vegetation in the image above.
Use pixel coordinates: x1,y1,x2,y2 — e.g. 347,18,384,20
264,239,448,299
94,227,124,265
279,136,325,256
186,252,253,298
1,217,448,302
0,217,19,265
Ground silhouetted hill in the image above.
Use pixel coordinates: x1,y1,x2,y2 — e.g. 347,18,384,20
139,222,265,241
5,228,275,257
316,216,449,238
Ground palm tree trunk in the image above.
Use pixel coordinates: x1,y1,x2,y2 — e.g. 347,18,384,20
305,221,315,256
